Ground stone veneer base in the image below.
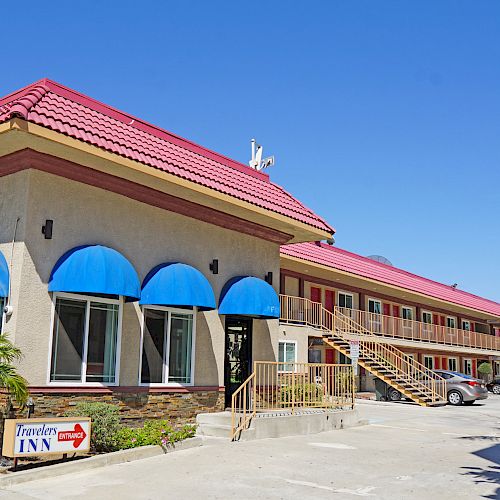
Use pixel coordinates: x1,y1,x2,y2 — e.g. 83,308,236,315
1,388,225,426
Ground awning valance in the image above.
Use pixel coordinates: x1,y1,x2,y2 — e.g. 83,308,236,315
48,245,141,300
218,276,279,318
0,252,9,298
140,263,216,310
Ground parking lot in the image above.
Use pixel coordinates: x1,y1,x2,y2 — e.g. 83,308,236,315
2,396,499,499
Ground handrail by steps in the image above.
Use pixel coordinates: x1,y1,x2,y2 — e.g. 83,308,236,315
280,294,447,405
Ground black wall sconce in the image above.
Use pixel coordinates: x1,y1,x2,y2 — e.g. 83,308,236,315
209,259,219,274
42,220,53,240
265,271,273,285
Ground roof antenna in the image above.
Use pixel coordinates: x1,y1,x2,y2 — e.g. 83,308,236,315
249,139,275,171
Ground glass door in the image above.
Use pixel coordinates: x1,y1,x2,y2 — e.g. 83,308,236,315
224,318,253,408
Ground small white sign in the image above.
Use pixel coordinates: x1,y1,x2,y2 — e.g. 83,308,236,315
349,340,360,375
2,418,91,457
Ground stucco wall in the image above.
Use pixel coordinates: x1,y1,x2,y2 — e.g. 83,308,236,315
6,169,281,387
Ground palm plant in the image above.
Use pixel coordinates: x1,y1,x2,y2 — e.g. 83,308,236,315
0,334,28,406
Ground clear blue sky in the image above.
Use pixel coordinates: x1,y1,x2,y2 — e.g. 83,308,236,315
3,1,499,301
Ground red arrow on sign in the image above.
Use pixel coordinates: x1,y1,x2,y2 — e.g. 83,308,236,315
58,423,87,448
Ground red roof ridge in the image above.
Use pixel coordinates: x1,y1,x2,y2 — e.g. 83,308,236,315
0,81,50,120
1,79,270,183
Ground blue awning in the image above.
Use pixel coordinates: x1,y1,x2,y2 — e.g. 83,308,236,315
218,276,280,318
0,252,9,298
140,263,216,309
48,245,141,300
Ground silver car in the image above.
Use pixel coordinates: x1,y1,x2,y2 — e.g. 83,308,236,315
433,370,489,406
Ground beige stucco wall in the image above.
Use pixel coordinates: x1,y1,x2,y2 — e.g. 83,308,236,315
4,169,281,387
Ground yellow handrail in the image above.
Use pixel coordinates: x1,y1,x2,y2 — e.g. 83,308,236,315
279,294,447,404
279,294,500,352
230,361,355,440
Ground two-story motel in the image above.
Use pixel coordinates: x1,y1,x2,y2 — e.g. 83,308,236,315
0,79,498,423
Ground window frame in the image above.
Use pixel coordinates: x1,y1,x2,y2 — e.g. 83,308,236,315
278,339,297,373
421,311,433,324
446,316,456,329
337,291,354,310
423,355,434,370
367,298,382,314
463,358,472,376
0,296,5,334
462,320,471,332
447,357,458,372
401,306,413,321
47,292,123,387
138,305,197,387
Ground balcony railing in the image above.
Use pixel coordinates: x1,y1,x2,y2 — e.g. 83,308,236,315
279,294,500,352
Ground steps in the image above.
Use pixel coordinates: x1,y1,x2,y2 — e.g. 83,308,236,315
323,315,447,407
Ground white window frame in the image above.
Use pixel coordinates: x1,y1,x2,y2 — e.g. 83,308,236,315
401,306,413,320
367,298,382,331
462,320,471,331
139,305,197,387
463,358,472,376
446,316,456,329
47,292,123,387
423,355,434,370
337,291,354,310
278,340,297,372
448,357,458,372
0,296,5,334
422,311,433,324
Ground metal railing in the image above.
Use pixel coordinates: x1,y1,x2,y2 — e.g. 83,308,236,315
279,294,447,406
231,361,354,441
280,294,500,352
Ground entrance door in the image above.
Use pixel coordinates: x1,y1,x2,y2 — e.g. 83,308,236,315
224,318,253,408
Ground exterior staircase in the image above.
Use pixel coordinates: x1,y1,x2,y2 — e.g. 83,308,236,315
280,295,447,407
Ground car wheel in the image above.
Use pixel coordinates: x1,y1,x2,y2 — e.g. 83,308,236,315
448,390,463,406
463,400,475,406
492,385,500,395
388,388,402,402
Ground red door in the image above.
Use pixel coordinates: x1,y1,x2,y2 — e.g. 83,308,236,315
325,349,335,364
434,357,441,369
310,287,321,303
472,359,477,378
440,316,446,327
383,304,391,316
325,290,334,312
392,305,400,317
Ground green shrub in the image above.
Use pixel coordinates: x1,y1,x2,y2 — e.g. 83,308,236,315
66,402,120,452
114,420,196,450
478,362,492,375
280,383,324,405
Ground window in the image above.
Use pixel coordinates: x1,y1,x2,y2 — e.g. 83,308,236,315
422,311,433,324
463,359,472,376
423,355,434,369
368,299,381,314
0,296,4,333
278,340,297,372
50,295,120,384
338,292,353,309
448,358,458,371
402,307,413,320
140,307,195,385
462,320,471,331
446,317,456,329
368,299,382,331
308,349,321,363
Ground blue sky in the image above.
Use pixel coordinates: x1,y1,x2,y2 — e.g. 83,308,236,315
2,1,499,301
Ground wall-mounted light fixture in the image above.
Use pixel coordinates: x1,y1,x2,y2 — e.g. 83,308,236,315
209,259,219,274
42,220,53,240
265,271,273,285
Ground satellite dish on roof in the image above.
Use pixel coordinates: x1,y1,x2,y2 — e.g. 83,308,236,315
367,255,393,266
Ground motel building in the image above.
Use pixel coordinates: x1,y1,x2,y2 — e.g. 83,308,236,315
0,80,499,437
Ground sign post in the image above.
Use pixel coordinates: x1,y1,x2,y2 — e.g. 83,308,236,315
349,340,360,375
2,417,91,458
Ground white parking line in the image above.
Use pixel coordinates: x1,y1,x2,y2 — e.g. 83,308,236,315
283,479,377,496
309,442,357,449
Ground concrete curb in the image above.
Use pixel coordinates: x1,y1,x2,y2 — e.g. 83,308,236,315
0,436,203,489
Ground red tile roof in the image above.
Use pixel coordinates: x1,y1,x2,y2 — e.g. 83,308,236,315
0,79,333,235
281,242,500,317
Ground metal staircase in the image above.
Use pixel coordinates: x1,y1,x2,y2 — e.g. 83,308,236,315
280,295,447,407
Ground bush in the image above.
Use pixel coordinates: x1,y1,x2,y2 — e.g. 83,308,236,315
66,402,120,452
478,362,492,375
280,383,324,405
114,420,196,450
